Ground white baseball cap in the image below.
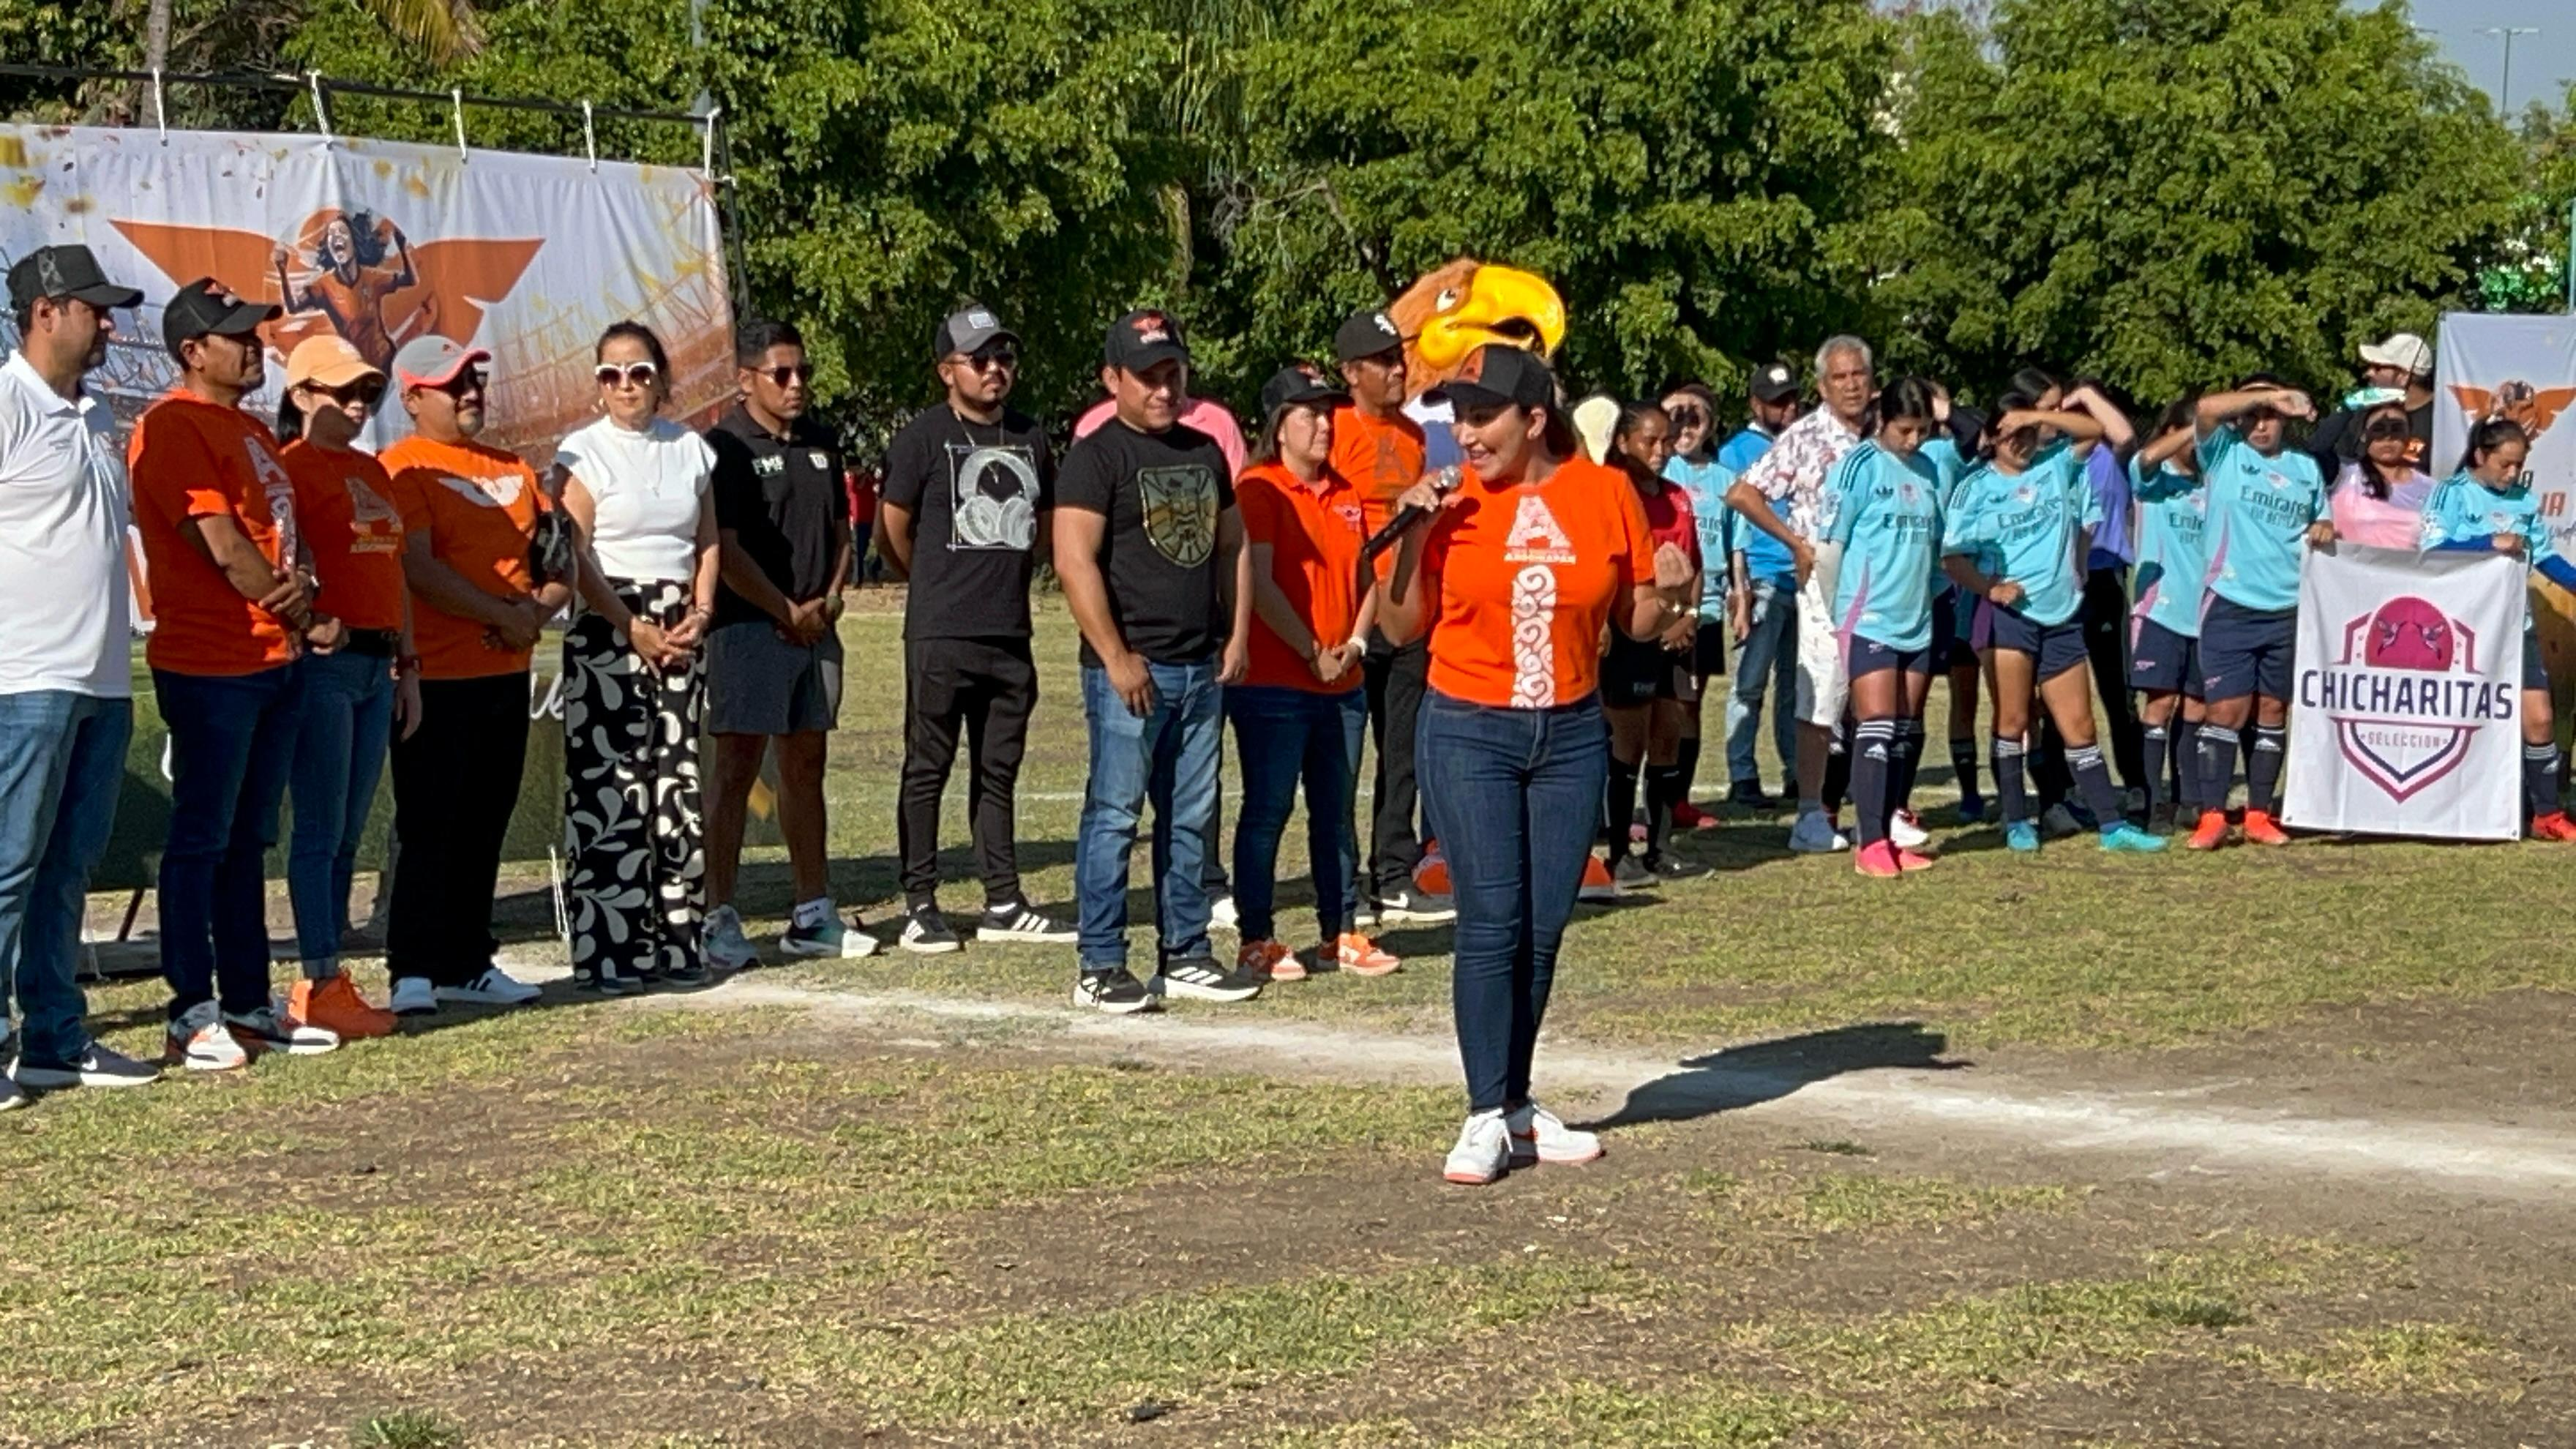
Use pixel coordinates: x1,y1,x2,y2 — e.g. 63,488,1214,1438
2359,333,2433,378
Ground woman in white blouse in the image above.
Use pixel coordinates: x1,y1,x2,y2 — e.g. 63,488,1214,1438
556,321,722,991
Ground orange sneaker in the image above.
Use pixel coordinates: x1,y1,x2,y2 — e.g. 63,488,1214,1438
1854,841,1901,878
288,970,397,1040
1334,933,1401,976
2534,811,2576,842
1237,938,1302,982
2241,809,2291,847
2186,811,2232,851
1412,846,1452,897
1894,846,1937,872
1578,853,1620,902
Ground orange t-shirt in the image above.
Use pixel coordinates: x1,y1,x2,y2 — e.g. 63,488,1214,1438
1238,461,1368,693
283,439,406,632
1420,457,1654,710
127,389,299,676
381,433,544,680
1330,403,1428,540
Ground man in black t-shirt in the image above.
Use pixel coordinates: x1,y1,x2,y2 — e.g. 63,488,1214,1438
1054,309,1259,1013
702,320,877,966
877,304,1077,954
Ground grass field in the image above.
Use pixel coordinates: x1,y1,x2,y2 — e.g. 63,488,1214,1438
7,591,2575,1447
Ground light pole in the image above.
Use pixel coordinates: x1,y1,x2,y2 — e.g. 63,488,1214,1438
2479,26,2541,114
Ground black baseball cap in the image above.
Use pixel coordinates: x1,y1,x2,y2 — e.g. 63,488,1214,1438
7,244,143,312
162,276,279,360
1423,344,1556,413
1258,363,1349,421
1104,308,1190,372
1749,362,1800,404
934,302,1017,361
1333,307,1404,363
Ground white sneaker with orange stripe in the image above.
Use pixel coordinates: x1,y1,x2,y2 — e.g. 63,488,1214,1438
165,1000,247,1073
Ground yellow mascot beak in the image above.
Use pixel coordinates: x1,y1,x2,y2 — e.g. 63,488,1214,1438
1414,265,1567,376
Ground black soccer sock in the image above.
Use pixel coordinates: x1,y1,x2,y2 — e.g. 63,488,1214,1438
2527,743,2564,817
2171,721,2201,813
1673,734,1702,814
1645,763,1686,855
2069,741,2124,830
1950,735,1982,806
1605,756,1641,862
1991,735,2029,825
1823,731,1852,816
2141,724,2170,817
2197,728,2239,817
1892,718,1925,813
2247,725,2287,814
1853,720,1896,847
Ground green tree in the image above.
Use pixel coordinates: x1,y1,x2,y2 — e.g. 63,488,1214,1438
1863,0,2520,402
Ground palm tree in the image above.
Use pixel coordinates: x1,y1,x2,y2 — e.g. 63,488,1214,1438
1147,0,1274,296
102,0,480,127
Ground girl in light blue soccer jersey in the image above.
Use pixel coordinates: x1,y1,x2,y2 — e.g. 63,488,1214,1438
2127,400,2210,834
2419,419,2576,842
1942,390,2167,855
1819,378,1947,877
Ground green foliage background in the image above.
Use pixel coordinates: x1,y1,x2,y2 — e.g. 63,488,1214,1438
4,0,2571,432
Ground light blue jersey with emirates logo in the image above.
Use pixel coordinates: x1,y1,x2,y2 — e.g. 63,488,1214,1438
1823,440,1944,650
2195,424,2326,613
2130,455,2209,638
1939,439,2097,628
2419,472,2576,633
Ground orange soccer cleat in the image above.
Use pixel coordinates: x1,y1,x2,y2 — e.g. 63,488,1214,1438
2185,811,2232,851
2532,811,2576,842
1854,840,1903,878
2240,809,2291,847
288,971,398,1040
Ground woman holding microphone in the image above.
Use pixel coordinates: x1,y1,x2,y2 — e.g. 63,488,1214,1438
1379,345,1695,1186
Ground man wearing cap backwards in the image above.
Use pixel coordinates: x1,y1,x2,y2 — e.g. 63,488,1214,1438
129,277,343,1069
699,321,868,967
2309,332,2437,479
1715,362,1804,811
1053,308,1259,1014
1329,305,1452,926
0,246,162,1104
377,334,565,1016
876,304,1077,955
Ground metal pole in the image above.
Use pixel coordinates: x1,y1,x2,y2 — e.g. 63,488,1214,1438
2479,26,2540,115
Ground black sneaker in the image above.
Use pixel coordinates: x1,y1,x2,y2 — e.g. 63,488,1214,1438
902,902,964,954
1073,966,1157,1015
660,960,712,989
0,1077,25,1112
11,1042,160,1090
1150,954,1264,1003
1726,779,1775,810
2148,800,2178,835
1611,854,1656,891
578,967,648,997
1646,851,1710,881
978,900,1075,945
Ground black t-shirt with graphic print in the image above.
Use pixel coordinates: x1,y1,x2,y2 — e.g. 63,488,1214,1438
1054,418,1235,667
880,404,1055,641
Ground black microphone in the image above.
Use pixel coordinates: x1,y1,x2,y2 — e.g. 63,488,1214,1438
1361,465,1463,566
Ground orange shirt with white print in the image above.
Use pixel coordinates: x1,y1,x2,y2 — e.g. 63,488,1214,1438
283,438,405,632
1419,457,1654,709
1238,460,1368,693
381,433,545,679
1329,403,1427,539
127,389,299,676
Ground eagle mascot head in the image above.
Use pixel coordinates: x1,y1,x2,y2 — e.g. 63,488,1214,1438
1385,259,1567,400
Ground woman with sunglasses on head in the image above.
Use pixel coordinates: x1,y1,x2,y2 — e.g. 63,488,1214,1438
1601,400,1708,888
2125,400,2212,834
1380,345,1694,1186
1660,383,1731,831
1942,390,2168,855
2327,391,2438,549
555,321,724,992
2421,419,2576,840
274,335,412,1040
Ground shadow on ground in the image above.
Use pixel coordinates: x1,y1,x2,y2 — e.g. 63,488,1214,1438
1584,1020,1966,1130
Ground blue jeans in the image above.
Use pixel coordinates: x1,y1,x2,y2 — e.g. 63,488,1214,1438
1077,659,1223,970
287,651,395,968
154,665,303,1020
1418,689,1608,1112
1725,576,1799,786
1226,684,1366,943
0,691,130,1063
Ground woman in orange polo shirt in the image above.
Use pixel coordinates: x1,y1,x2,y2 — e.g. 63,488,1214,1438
277,336,412,1040
1228,365,1398,985
1381,345,1693,1186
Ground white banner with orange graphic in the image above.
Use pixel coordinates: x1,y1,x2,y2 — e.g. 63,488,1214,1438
2434,312,2576,684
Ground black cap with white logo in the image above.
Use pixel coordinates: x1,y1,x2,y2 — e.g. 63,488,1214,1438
1422,344,1556,413
1103,308,1191,372
160,276,280,361
1258,363,1349,421
7,244,144,312
934,302,1018,361
1749,362,1800,404
1333,307,1404,363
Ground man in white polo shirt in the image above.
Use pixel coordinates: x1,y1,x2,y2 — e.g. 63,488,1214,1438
0,245,162,1108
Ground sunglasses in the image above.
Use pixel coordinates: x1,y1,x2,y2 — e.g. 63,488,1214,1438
2364,419,2411,441
1667,407,1706,426
428,370,488,397
301,378,383,408
760,362,815,387
596,362,659,389
957,349,1019,373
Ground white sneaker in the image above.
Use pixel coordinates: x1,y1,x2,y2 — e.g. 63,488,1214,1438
1788,810,1846,854
1442,1109,1512,1186
224,1003,341,1057
389,976,438,1016
2040,803,2083,839
435,966,544,1007
1505,1101,1604,1167
1208,891,1238,930
702,905,762,971
1889,809,1931,851
779,908,879,959
165,1001,248,1072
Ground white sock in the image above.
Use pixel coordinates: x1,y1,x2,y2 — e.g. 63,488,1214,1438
793,897,834,929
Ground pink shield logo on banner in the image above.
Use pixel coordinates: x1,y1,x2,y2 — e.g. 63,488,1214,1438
2329,597,2485,802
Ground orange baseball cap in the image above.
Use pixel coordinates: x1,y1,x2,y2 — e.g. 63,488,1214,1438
285,334,385,391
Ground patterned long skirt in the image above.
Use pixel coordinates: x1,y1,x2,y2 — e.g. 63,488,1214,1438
564,577,705,983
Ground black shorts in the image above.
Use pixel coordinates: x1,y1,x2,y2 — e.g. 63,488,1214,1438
2526,630,2549,690
1603,632,1688,706
1985,605,2089,681
2199,597,2296,702
2128,617,2202,699
1847,633,1933,681
1929,585,1978,670
1693,620,1728,678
